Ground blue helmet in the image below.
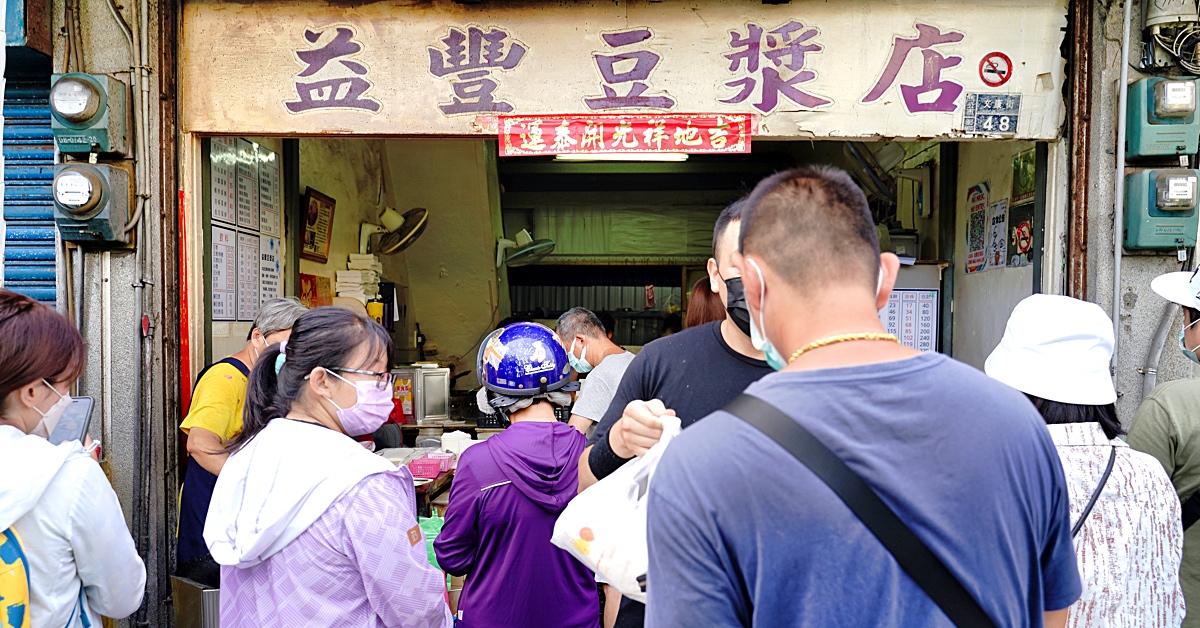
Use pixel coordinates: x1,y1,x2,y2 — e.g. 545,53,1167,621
477,322,573,396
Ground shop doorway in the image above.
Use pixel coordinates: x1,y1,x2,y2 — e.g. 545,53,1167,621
192,136,1050,378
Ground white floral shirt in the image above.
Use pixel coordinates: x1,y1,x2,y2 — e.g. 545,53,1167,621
1048,423,1185,627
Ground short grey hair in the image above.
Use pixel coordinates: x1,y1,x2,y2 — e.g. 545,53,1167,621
253,297,307,337
556,307,606,341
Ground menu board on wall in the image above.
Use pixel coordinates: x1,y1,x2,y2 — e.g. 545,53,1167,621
879,289,939,353
211,226,237,321
210,137,237,225
258,154,281,237
236,139,260,230
260,237,281,302
209,138,286,324
237,232,261,321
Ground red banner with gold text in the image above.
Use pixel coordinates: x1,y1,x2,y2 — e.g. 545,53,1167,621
499,113,753,156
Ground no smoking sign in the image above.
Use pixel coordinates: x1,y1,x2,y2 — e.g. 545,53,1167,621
1014,221,1033,253
979,52,1013,88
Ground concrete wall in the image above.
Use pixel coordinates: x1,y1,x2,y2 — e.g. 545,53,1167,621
952,141,1037,369
50,0,174,624
1092,0,1195,423
385,139,505,370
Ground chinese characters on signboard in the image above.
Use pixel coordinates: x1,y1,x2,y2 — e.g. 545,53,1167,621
863,23,964,113
498,114,752,156
280,18,995,127
427,25,527,115
286,26,382,113
722,21,830,113
586,29,674,110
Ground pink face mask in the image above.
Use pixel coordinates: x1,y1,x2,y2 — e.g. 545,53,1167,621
323,370,393,436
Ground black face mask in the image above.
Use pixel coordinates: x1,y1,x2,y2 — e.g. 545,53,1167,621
723,276,752,337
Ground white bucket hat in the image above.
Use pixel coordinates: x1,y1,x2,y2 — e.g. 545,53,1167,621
1151,270,1200,309
984,294,1117,405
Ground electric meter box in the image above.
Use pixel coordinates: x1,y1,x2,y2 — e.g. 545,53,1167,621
49,73,128,156
1124,169,1200,250
1127,78,1200,159
52,164,130,244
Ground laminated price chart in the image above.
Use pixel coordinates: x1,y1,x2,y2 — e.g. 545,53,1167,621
879,290,939,352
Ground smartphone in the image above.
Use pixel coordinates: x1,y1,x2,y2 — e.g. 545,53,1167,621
48,396,94,446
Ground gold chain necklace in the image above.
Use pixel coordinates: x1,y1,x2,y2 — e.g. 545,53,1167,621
788,333,900,364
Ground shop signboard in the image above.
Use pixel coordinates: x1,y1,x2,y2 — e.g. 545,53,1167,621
498,114,752,156
180,0,1068,140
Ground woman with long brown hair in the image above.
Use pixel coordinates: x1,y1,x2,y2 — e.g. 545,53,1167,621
0,289,145,627
685,276,726,329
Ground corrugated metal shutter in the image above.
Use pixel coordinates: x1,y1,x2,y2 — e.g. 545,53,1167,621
3,79,57,305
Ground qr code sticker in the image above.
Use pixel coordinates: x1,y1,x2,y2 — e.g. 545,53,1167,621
968,209,986,254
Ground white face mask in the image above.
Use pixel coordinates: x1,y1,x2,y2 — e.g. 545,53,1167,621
249,333,264,366
31,379,71,439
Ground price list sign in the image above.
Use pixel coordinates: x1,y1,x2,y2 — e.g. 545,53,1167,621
209,138,237,225
235,139,260,230
879,289,939,352
237,232,261,321
211,226,237,321
258,155,281,237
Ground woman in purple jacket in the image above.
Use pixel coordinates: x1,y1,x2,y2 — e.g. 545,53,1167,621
435,322,598,627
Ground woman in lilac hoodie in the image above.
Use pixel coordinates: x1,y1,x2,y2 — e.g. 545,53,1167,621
204,307,451,627
436,322,598,627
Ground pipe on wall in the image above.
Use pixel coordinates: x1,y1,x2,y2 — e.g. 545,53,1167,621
1111,0,1133,375
1068,0,1093,300
1142,301,1175,398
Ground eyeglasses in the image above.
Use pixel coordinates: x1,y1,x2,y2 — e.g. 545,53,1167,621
325,367,394,390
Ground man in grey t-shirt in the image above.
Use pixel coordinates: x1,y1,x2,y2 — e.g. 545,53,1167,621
556,307,635,438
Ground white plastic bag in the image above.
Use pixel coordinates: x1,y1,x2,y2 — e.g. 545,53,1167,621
552,415,682,603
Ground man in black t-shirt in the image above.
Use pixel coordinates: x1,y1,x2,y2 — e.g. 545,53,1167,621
578,199,772,627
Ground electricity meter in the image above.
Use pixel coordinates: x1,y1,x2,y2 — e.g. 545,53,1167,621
1127,78,1200,159
52,164,131,244
49,73,128,156
1124,169,1200,250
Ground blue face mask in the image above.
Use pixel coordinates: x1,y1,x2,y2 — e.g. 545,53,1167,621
746,258,789,371
568,338,594,374
1181,317,1200,364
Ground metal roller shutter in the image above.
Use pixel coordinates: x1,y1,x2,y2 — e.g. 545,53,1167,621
3,78,57,305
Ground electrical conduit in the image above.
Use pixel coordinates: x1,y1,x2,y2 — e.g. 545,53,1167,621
1112,0,1133,378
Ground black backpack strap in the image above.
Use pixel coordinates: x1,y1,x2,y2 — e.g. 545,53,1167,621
188,357,251,408
200,356,250,380
723,394,996,628
1183,488,1200,531
1070,447,1116,537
